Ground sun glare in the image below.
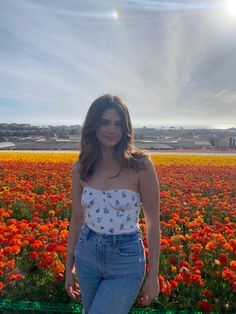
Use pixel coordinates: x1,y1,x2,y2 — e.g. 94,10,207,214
113,10,120,20
226,0,236,16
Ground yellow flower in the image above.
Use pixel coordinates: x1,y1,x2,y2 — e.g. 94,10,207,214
171,266,177,272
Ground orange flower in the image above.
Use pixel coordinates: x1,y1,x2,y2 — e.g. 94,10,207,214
60,230,68,240
3,246,20,256
171,266,177,272
174,274,184,282
205,240,217,250
4,259,15,270
51,228,59,236
38,224,49,234
222,267,236,282
230,260,236,270
158,274,165,291
192,243,203,253
53,260,65,276
162,281,172,297
158,275,172,297
161,237,171,250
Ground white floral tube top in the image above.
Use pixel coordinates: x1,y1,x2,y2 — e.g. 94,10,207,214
81,186,142,234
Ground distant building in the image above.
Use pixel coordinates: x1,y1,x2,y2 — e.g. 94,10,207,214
0,142,15,149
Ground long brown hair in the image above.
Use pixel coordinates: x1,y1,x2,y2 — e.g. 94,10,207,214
79,94,147,180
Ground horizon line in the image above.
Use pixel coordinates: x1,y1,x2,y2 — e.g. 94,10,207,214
0,122,236,130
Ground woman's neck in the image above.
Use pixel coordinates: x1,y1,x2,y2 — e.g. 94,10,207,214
99,146,116,162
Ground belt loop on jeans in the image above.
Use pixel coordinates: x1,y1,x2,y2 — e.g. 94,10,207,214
83,224,91,240
112,234,117,247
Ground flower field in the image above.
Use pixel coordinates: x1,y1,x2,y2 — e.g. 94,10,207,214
0,152,235,313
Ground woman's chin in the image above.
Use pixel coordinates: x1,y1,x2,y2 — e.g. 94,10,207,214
99,141,119,148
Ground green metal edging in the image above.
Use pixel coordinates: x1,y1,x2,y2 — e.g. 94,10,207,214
0,299,223,313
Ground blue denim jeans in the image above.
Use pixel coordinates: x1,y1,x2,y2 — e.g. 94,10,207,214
74,223,146,314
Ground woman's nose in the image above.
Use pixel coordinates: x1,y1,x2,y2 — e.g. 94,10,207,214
108,123,116,132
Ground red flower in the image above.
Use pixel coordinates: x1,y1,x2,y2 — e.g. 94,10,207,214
219,254,228,265
204,289,213,298
232,281,236,291
170,257,177,265
199,300,212,312
195,259,204,268
29,251,39,260
45,243,57,252
179,261,190,269
170,280,178,289
190,273,204,287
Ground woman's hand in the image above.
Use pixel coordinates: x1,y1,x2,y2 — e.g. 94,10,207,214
65,270,81,299
138,275,160,306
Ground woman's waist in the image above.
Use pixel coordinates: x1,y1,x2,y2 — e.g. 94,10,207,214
82,222,142,241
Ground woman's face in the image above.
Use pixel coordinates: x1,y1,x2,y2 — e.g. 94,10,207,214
96,108,123,148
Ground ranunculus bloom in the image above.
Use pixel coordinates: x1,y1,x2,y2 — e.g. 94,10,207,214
180,266,190,280
219,254,228,265
196,259,204,268
170,257,177,265
230,260,236,270
174,274,184,282
199,300,212,312
204,289,213,298
179,261,190,269
232,281,236,291
222,267,236,282
193,243,203,253
170,280,178,289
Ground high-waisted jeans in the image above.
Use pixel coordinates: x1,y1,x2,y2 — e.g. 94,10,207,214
74,223,146,314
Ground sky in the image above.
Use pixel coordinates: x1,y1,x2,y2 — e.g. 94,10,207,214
0,0,236,129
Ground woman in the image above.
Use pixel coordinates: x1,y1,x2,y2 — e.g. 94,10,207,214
65,94,160,314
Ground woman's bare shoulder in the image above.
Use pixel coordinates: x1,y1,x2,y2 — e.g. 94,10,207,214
138,154,153,170
71,161,87,188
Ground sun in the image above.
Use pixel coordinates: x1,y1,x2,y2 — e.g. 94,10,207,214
112,10,120,20
226,0,236,16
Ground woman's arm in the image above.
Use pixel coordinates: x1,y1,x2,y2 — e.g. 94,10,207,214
65,161,86,298
139,156,161,282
